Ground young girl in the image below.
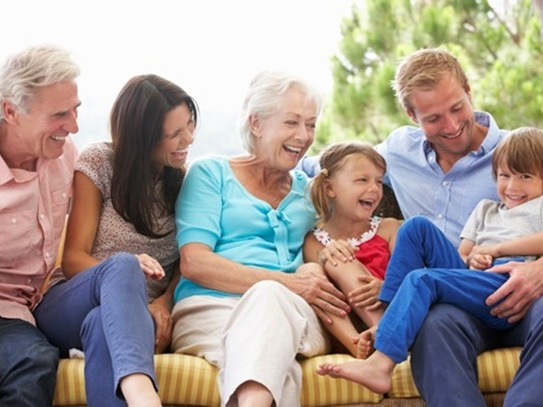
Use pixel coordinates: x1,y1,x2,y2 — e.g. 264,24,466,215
303,141,401,358
317,127,543,394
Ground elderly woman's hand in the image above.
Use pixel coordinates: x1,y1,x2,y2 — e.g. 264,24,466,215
285,262,351,324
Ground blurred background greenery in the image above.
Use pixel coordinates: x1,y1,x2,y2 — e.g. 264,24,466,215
313,0,543,153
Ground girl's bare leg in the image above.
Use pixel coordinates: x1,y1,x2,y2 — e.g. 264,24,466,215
325,260,384,327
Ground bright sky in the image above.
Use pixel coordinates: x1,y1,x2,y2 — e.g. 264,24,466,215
3,0,357,157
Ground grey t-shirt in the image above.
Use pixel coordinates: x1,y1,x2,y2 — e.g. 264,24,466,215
461,196,543,262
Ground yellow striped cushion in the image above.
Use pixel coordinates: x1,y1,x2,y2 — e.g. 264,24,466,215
53,359,86,405
155,354,219,405
54,355,220,406
53,348,521,406
477,347,521,392
388,358,419,398
300,354,383,405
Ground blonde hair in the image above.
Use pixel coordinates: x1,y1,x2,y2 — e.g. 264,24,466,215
310,141,386,224
392,47,469,114
492,127,543,179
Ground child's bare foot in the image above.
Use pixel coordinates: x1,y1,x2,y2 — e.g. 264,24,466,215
355,326,376,359
316,351,395,394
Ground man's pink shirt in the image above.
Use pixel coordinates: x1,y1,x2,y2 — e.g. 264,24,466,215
0,138,78,325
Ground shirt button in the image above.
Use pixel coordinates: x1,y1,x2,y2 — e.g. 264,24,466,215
39,213,45,220
11,218,17,224
62,192,67,199
27,278,32,284
442,181,448,187
437,214,443,219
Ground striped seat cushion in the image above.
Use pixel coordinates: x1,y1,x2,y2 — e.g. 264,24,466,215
53,348,521,406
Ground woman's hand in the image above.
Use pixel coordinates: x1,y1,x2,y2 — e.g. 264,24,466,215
136,254,165,280
148,296,173,353
287,262,351,324
348,274,383,310
318,240,355,266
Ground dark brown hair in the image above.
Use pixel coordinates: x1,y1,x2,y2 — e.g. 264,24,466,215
110,74,199,238
492,127,543,179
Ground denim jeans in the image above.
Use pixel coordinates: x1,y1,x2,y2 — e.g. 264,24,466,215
375,216,515,362
0,317,59,407
387,217,543,406
34,253,157,407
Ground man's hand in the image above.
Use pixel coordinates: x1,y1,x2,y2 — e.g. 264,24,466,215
486,260,543,323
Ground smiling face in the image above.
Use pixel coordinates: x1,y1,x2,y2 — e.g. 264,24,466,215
152,103,195,169
408,74,482,167
496,165,543,209
326,154,384,221
3,80,80,168
252,86,317,170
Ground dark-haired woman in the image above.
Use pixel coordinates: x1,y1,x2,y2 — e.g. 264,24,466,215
34,74,198,407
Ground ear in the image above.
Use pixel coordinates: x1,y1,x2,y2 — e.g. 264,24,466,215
248,114,262,138
406,108,418,124
323,178,336,198
465,83,473,104
1,100,18,124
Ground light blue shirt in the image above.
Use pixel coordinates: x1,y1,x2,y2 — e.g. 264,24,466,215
173,156,316,303
297,111,508,247
375,111,507,247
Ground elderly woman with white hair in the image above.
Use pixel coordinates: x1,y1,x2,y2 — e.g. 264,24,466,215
171,71,350,406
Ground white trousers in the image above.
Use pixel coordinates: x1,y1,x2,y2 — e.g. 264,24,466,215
171,280,330,406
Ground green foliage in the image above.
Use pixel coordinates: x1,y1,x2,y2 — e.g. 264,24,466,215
314,0,543,152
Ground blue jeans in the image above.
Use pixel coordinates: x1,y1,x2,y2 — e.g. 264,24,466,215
34,253,157,407
376,216,516,362
0,317,59,407
388,217,543,406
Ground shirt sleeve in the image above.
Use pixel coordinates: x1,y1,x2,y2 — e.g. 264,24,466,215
374,138,391,187
175,157,224,250
460,200,487,242
75,143,112,198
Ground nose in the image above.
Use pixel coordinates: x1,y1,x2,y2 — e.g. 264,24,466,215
296,124,314,143
64,110,79,134
506,177,520,190
368,179,381,192
182,127,195,145
441,113,457,134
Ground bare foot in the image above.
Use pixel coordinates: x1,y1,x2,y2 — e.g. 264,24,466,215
316,352,395,394
355,326,376,359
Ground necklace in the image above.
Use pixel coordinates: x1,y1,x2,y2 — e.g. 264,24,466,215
313,216,381,247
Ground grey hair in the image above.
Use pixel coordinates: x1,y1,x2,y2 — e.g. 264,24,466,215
238,71,323,154
0,45,80,120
